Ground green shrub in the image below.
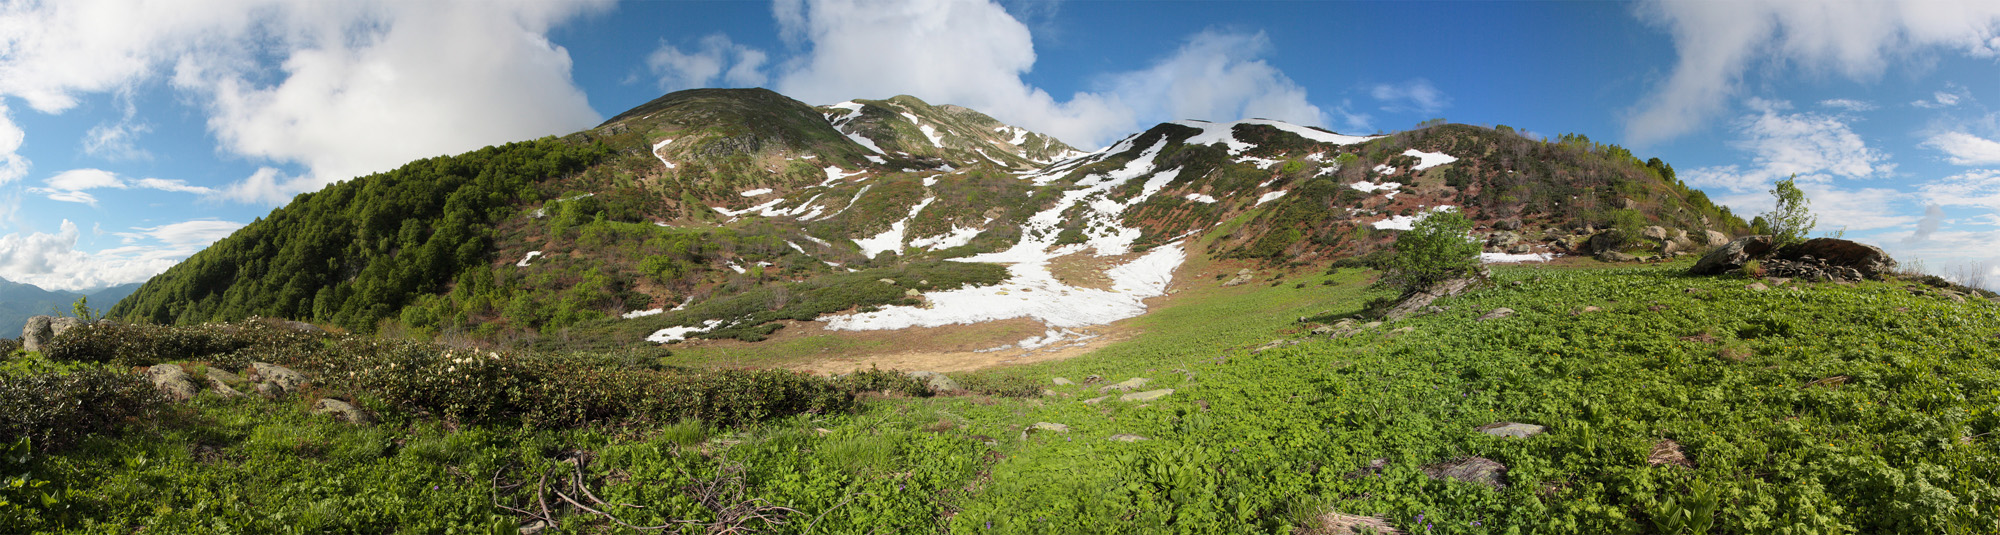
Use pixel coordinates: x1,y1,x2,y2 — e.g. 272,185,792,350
1384,208,1480,295
835,368,931,397
0,338,18,356
0,362,158,451
39,321,323,370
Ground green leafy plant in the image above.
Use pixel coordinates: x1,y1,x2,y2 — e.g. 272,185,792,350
1763,176,1817,245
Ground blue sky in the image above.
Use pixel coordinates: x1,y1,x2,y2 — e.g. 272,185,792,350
2,0,1998,292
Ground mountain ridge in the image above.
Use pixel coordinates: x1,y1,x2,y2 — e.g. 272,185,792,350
108,87,1747,351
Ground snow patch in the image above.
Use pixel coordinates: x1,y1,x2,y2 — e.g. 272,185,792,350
1349,181,1401,193
1257,190,1288,205
515,251,542,267
821,165,863,186
1372,206,1458,230
1236,156,1281,170
622,308,663,319
909,222,987,251
1185,193,1218,204
1403,149,1458,170
1481,252,1556,263
820,241,1187,331
919,124,945,147
864,155,887,164
740,188,773,197
853,197,937,259
713,198,787,218
1373,164,1396,174
922,175,940,187
647,319,726,343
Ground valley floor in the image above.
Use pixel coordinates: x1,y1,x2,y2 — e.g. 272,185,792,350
6,260,2000,534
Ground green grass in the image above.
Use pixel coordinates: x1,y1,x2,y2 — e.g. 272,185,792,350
12,262,2000,533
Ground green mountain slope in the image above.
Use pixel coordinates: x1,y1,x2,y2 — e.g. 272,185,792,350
108,88,1746,349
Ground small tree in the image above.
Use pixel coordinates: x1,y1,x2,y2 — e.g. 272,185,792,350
1387,208,1481,295
1762,176,1817,245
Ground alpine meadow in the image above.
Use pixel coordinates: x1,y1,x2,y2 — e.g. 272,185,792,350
4,1,2000,534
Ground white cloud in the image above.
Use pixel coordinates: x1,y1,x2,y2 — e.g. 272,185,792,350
0,218,240,292
764,0,1335,149
217,167,316,206
1907,204,1945,244
646,34,770,91
1370,79,1451,115
25,168,219,206
1681,103,1890,192
1911,85,1971,109
1627,0,2000,144
1818,98,1877,111
0,104,26,186
1919,169,2000,211
0,0,612,203
81,119,150,160
1922,131,2000,165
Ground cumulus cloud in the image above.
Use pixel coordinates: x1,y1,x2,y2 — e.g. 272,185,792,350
23,168,218,206
0,0,612,203
1907,204,1946,244
81,119,150,160
764,0,1337,149
1627,0,2000,144
0,218,241,291
1922,131,2000,165
1920,169,2000,211
1680,101,1891,192
1369,79,1451,115
646,34,770,91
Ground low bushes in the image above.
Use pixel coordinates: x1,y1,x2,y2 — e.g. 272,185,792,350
0,360,158,451
38,320,323,369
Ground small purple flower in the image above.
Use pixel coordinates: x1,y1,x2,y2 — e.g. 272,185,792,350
1472,520,1483,526
986,521,992,529
1417,513,1425,523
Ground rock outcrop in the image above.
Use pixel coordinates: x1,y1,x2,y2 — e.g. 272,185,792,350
1689,235,1775,275
248,362,308,398
312,398,375,425
1772,238,1895,279
907,371,961,393
145,364,199,402
1381,276,1482,321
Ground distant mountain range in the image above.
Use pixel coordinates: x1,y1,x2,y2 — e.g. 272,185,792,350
0,278,141,339
108,87,1749,348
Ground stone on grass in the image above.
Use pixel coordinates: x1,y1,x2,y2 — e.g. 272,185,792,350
1020,422,1069,440
1107,434,1149,442
908,371,961,393
1773,238,1896,279
20,316,53,352
1475,422,1546,439
1422,456,1508,489
312,398,374,425
1052,377,1075,386
1120,389,1174,402
145,364,199,402
1648,439,1692,468
1082,395,1113,405
1746,282,1770,292
1475,308,1515,322
1381,277,1481,321
1303,511,1403,535
248,362,308,397
1099,377,1150,393
206,378,245,398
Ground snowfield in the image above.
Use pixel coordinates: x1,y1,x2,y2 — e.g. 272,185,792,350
1185,193,1218,204
1372,206,1457,230
651,139,677,169
1481,252,1556,263
820,241,1186,331
647,319,726,343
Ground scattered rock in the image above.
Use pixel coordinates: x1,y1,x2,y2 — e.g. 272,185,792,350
1302,512,1403,535
1573,305,1603,315
1120,389,1174,402
519,520,552,535
1388,326,1416,336
1422,456,1508,489
1020,422,1069,440
311,398,374,425
1641,225,1669,241
1475,308,1515,322
1486,231,1520,247
1493,219,1522,231
1098,377,1150,393
1746,282,1770,292
1222,268,1256,287
206,377,245,398
904,288,922,297
1585,230,1627,256
1689,235,1776,275
1082,395,1113,405
20,316,53,352
1647,439,1692,468
247,362,308,398
1475,422,1546,438
908,371,961,393
1361,321,1383,329
145,364,199,402
1620,197,1640,210
1052,377,1075,386
1107,434,1149,442
1704,230,1730,247
877,278,897,284
1082,375,1103,384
